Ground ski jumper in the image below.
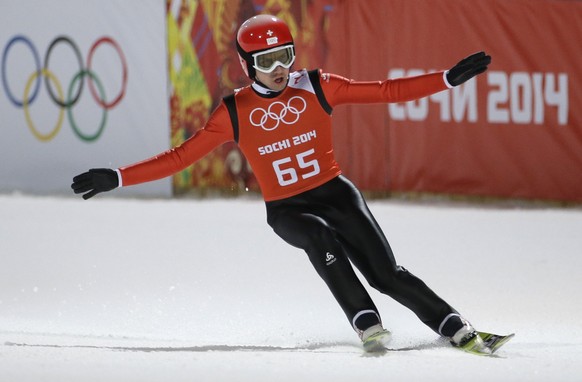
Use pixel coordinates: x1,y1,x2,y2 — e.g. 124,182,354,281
119,69,462,336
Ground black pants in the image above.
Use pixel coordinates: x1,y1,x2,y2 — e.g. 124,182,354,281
266,175,459,335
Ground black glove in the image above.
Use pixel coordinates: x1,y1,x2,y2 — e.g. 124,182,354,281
446,51,491,86
71,168,119,200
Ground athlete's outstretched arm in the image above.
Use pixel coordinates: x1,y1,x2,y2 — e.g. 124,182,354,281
71,103,234,200
322,51,491,106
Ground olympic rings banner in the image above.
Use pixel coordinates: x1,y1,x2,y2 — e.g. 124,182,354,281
0,0,170,196
2,35,128,143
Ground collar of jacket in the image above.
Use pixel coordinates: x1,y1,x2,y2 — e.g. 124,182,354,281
251,79,287,98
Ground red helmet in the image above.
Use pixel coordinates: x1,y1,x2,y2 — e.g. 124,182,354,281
236,15,295,78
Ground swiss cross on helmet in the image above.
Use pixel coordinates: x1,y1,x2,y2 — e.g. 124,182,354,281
236,15,295,79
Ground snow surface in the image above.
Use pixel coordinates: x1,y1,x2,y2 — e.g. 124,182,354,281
1,193,581,381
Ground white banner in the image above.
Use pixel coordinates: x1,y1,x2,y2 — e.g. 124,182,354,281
0,0,170,197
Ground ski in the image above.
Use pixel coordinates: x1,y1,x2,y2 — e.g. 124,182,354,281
361,330,514,355
478,331,515,354
456,331,515,356
362,329,392,353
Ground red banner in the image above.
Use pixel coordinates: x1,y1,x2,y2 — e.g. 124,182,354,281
323,0,582,202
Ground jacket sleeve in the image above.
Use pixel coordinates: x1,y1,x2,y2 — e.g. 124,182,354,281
318,69,449,107
119,102,234,187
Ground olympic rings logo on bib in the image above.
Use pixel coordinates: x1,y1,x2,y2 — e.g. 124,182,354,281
249,96,306,131
1,35,128,142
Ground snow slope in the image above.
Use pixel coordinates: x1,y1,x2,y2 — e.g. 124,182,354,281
1,194,581,381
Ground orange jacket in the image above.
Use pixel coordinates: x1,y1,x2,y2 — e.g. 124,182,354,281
120,69,448,201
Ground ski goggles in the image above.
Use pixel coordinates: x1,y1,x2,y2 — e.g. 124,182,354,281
252,45,295,74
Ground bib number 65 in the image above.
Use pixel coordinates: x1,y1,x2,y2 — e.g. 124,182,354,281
272,148,320,186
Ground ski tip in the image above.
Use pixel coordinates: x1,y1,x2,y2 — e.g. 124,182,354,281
471,331,515,355
490,333,515,354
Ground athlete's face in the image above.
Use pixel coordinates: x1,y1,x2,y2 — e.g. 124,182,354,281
255,66,289,92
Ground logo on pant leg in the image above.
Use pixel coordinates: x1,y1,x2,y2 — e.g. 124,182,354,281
325,252,337,266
